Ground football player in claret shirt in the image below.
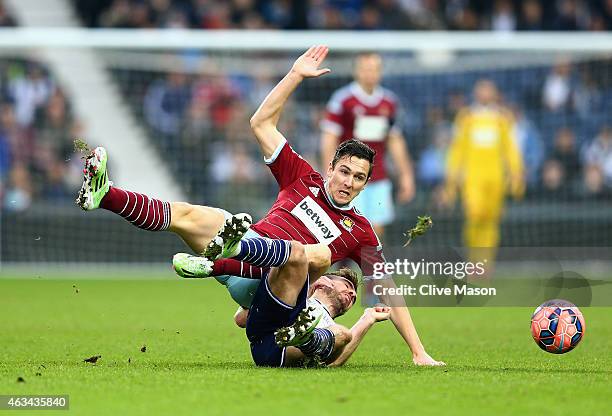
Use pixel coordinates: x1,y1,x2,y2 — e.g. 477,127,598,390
321,52,416,241
76,46,444,366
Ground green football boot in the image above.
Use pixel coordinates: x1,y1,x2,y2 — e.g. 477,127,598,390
172,253,214,278
202,213,252,261
274,307,322,348
76,146,111,211
172,213,252,279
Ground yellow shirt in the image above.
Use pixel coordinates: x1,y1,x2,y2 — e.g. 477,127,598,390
447,105,523,188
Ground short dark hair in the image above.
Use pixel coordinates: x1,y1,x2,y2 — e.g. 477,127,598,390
331,139,376,179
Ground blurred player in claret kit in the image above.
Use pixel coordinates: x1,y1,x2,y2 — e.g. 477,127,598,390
321,52,416,240
76,46,443,366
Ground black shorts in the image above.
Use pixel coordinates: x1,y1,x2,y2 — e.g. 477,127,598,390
245,275,309,367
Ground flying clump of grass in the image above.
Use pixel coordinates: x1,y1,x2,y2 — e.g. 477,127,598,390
403,215,433,247
73,138,91,158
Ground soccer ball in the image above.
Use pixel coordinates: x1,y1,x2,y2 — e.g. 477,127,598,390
530,299,585,354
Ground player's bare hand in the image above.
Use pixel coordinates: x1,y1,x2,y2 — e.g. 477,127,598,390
397,175,416,203
291,46,331,79
412,351,446,366
364,306,391,323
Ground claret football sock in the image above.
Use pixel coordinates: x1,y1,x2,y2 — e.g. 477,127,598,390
100,186,171,231
212,259,267,279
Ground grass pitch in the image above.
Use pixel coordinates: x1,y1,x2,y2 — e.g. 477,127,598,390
0,277,610,415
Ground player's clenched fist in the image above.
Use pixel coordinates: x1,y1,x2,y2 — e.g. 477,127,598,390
363,306,392,324
291,45,331,79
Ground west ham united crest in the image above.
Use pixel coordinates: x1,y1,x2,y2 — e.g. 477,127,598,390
339,216,354,232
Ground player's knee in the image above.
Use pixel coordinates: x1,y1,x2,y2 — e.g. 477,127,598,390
309,245,331,271
233,307,249,329
287,241,307,268
170,202,194,225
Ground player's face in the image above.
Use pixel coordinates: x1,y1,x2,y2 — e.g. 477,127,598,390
330,277,357,313
314,276,357,316
354,54,382,91
474,80,498,106
326,155,370,206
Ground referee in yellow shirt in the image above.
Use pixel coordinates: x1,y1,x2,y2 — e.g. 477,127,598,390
445,79,524,258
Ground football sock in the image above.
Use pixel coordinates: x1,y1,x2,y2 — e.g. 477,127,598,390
100,186,170,231
231,237,292,268
297,328,335,359
212,259,268,279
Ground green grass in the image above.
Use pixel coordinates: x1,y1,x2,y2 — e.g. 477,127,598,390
0,277,610,415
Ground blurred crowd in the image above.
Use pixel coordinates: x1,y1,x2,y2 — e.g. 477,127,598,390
131,55,611,210
3,55,610,213
131,65,284,207
0,60,83,211
1,0,609,212
74,0,612,31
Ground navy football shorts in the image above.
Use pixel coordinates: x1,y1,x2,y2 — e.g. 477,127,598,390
245,274,309,367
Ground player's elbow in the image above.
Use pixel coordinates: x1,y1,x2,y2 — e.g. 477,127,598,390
249,113,261,129
335,326,353,347
249,112,270,131
326,327,353,368
250,114,275,140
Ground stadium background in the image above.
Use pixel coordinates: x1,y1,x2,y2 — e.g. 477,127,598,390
1,0,611,267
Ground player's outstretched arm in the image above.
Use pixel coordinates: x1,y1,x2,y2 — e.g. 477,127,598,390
389,305,446,366
371,277,445,366
328,306,391,367
250,45,331,159
358,244,445,366
388,131,416,203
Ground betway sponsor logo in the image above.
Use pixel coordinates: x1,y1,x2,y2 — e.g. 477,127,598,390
291,196,341,244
